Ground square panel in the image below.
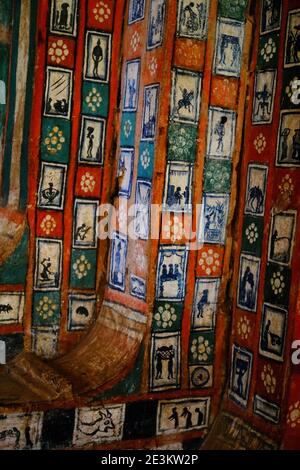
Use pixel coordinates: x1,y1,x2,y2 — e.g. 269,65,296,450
32,291,60,326
259,303,287,362
167,123,198,162
275,110,300,166
152,301,183,332
108,232,128,292
213,17,245,77
137,141,154,179
244,163,268,216
170,68,202,124
176,0,210,40
264,263,291,309
156,245,188,301
150,331,181,391
241,215,264,256
203,159,232,193
82,81,109,117
44,67,73,119
218,0,248,21
128,0,146,24
0,292,24,325
120,112,136,147
267,210,296,266
78,115,106,165
34,238,62,291
36,210,64,238
130,274,146,300
252,69,277,124
260,0,282,35
257,33,280,69
41,118,70,163
163,162,193,213
191,278,220,331
206,107,237,160
229,344,253,407
68,293,96,331
147,0,166,50
83,31,111,83
73,199,99,249
50,0,79,37
123,59,141,112
141,84,159,141
75,166,102,198
118,147,135,199
189,331,214,364
37,162,67,210
47,36,75,68
281,67,300,109
237,253,261,312
87,0,114,31
196,245,224,277
198,193,230,245
284,8,300,68
70,249,97,289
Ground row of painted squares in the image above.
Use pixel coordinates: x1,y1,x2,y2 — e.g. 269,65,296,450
0,397,210,449
31,0,114,343
229,2,300,426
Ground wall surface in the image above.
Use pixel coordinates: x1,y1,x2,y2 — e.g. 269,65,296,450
0,0,299,451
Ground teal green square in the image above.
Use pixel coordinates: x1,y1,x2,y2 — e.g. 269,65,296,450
70,249,97,289
137,141,154,180
189,331,214,365
167,123,197,162
257,33,280,69
241,215,264,257
203,159,232,193
218,0,248,21
120,112,136,147
41,118,70,163
82,81,109,117
152,301,184,332
0,229,28,285
32,292,61,326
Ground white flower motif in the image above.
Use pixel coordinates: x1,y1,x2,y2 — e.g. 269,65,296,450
148,57,158,76
93,1,111,23
245,222,259,244
261,364,276,394
44,126,65,154
48,39,69,64
130,31,140,52
85,88,102,112
40,215,56,235
287,402,300,428
36,296,58,320
80,172,95,193
279,174,295,196
237,315,251,340
199,249,221,276
124,120,132,138
191,336,212,362
73,255,91,279
163,217,185,242
154,303,177,329
260,37,276,62
270,271,285,295
140,148,150,169
253,133,266,154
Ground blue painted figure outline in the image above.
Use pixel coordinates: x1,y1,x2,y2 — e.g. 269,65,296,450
128,0,145,24
214,18,244,77
147,0,166,50
237,254,261,312
177,0,210,40
229,345,253,407
109,232,128,292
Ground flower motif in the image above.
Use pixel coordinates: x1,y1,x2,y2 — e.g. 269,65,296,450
140,148,151,169
48,39,69,64
124,120,132,138
73,255,91,279
270,271,285,295
237,315,251,340
130,31,140,52
154,303,177,329
44,126,65,154
93,1,111,23
168,126,195,159
279,174,294,196
245,222,259,244
36,296,58,320
199,249,221,276
205,163,231,191
191,336,212,362
80,172,96,193
148,57,158,76
85,88,102,112
261,364,276,394
285,77,300,105
40,215,57,235
287,402,300,428
163,217,185,242
260,37,276,62
253,133,266,154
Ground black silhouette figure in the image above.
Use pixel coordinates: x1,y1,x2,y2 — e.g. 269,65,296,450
40,258,52,282
92,39,103,78
181,407,192,429
41,182,59,204
25,426,33,449
247,185,264,214
292,129,300,161
255,83,271,120
197,289,209,318
280,128,290,161
262,319,271,350
177,87,194,115
195,407,204,426
155,350,163,379
168,407,179,429
270,229,278,259
214,116,227,153
235,358,248,397
75,223,91,241
167,346,174,379
86,126,95,158
58,3,70,30
45,98,52,114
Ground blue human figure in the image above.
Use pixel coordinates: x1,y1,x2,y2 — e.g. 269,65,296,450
214,116,228,153
128,79,136,109
113,241,122,285
197,289,209,318
235,359,248,397
255,83,271,120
